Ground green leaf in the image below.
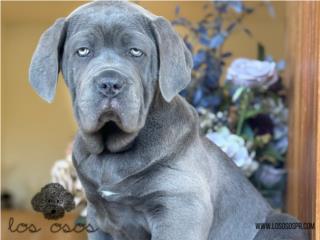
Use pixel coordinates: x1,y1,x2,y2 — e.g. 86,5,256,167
242,124,254,141
257,42,265,61
244,109,263,119
232,87,245,102
262,145,284,162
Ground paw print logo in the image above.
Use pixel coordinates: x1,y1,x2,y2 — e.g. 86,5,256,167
31,183,75,220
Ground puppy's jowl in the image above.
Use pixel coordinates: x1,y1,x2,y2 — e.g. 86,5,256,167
29,2,308,240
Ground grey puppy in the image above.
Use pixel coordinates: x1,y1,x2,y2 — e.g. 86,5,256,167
29,1,308,240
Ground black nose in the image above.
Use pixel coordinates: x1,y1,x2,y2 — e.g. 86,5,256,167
96,71,124,98
98,79,123,97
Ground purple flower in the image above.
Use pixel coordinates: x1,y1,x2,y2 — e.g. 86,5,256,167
226,58,278,88
248,114,274,136
253,164,286,189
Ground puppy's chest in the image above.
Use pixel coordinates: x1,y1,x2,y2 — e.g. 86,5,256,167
76,155,153,237
88,182,153,239
94,192,150,238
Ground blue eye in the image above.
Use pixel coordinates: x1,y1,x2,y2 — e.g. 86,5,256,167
77,47,90,57
129,48,143,57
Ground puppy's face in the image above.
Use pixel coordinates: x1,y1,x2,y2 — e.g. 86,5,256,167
29,2,193,153
62,6,158,136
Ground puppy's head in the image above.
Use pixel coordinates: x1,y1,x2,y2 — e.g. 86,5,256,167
29,1,192,153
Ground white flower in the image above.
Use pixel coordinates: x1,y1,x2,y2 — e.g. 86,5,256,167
226,58,278,88
206,127,258,176
197,107,228,133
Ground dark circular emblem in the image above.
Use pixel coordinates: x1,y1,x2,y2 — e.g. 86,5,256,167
31,183,75,220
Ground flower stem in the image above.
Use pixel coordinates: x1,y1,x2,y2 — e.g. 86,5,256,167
236,89,250,135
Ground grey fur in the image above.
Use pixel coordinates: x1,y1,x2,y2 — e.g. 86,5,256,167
29,1,308,240
29,18,66,103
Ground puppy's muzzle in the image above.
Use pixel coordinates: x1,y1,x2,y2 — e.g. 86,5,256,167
95,70,126,98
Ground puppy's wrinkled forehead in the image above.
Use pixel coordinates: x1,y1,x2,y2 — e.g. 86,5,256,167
66,2,153,37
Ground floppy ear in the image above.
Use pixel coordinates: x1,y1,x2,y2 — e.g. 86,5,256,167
152,17,193,102
29,18,67,103
31,192,44,212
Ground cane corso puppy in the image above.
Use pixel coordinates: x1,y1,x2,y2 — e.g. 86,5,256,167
29,1,307,240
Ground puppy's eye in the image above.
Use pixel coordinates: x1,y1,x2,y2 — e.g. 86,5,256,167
77,47,90,57
129,48,143,57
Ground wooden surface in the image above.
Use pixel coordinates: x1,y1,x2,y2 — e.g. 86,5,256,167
285,2,320,240
1,210,87,240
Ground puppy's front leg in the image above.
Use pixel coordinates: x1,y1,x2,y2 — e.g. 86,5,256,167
147,195,213,240
87,204,113,240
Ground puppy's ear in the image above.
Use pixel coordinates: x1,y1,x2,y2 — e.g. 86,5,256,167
152,17,193,102
31,192,44,212
29,18,67,103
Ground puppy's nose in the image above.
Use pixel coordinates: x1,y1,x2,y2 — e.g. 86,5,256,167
97,71,124,98
98,78,123,97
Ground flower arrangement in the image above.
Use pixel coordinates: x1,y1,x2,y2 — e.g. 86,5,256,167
173,1,287,209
